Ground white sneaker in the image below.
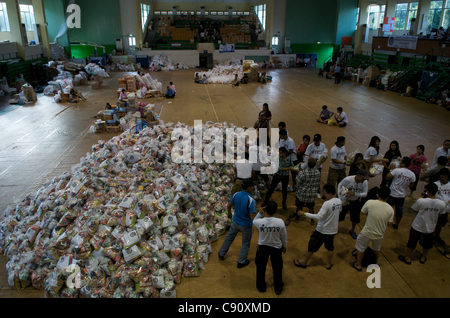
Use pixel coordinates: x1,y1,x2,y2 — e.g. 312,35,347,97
316,193,321,199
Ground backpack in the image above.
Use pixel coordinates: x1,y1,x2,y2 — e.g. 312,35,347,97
352,247,377,268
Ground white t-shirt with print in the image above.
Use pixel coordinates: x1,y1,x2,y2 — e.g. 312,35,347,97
389,168,416,198
330,145,347,170
411,198,446,234
279,137,298,162
360,200,394,240
305,142,327,168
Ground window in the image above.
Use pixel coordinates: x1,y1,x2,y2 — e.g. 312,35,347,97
407,2,418,30
380,5,386,25
394,3,408,30
272,36,278,46
443,0,450,29
129,36,136,46
210,11,217,16
255,4,266,30
141,3,151,31
356,7,360,30
428,1,443,30
368,5,380,30
0,2,10,32
20,4,35,31
154,11,161,16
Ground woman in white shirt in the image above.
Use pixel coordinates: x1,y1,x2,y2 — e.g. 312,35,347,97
364,136,389,171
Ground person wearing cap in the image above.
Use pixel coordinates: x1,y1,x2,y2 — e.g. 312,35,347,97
293,184,342,270
304,134,328,198
338,169,369,239
218,178,257,268
327,136,347,189
385,157,416,229
398,183,446,265
434,168,450,245
231,152,254,195
253,201,287,294
350,186,394,272
261,147,294,210
278,129,298,189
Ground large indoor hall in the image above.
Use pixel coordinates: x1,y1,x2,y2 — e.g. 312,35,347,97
1,65,450,298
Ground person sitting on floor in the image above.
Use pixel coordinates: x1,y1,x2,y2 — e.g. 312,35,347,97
427,90,443,106
318,69,324,77
119,89,127,101
169,82,176,96
231,74,240,87
165,86,175,99
105,102,112,110
326,71,332,79
194,73,200,83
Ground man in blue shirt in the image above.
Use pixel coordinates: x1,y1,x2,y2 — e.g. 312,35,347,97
165,86,175,99
219,179,257,268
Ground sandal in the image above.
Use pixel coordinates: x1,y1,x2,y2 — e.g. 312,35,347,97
419,254,427,264
282,203,287,210
284,219,291,226
293,260,307,268
326,264,333,270
292,216,300,223
398,255,412,265
349,260,362,272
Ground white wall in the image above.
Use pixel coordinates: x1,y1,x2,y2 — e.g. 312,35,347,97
119,0,137,53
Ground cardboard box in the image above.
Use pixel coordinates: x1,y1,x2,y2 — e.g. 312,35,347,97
115,112,127,118
95,127,106,133
106,125,121,133
61,93,70,102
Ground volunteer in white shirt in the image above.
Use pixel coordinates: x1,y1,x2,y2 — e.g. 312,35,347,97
231,152,254,195
249,143,270,191
279,129,298,189
293,184,342,270
385,157,416,229
338,170,369,239
350,186,394,272
434,168,450,245
304,133,328,197
327,136,347,188
398,182,446,265
333,107,348,127
430,140,450,169
253,201,287,295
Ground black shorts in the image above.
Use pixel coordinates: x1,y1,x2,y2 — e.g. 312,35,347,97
295,197,315,210
407,227,434,250
308,230,335,252
339,199,361,223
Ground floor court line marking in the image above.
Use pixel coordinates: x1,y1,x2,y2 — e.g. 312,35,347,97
204,85,220,122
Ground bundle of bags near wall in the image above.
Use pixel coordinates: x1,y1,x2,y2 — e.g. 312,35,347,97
150,53,190,72
0,121,278,298
195,58,244,84
118,73,163,98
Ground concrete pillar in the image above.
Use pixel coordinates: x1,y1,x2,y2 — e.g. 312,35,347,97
32,0,50,59
4,0,26,60
354,0,370,54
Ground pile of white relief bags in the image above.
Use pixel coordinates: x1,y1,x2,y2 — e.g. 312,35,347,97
0,121,276,298
150,53,190,72
195,59,244,84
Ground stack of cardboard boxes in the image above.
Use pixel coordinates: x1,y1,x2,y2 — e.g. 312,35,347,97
172,27,195,41
157,16,173,37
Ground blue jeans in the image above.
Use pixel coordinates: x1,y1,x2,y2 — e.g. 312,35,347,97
219,221,253,264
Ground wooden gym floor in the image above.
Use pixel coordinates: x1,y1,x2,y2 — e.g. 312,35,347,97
1,66,450,299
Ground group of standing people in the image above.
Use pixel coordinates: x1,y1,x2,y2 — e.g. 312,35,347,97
217,102,450,294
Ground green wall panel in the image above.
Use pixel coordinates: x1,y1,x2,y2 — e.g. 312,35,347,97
70,45,116,59
335,0,358,45
285,0,338,44
64,0,121,45
290,44,335,69
44,0,69,47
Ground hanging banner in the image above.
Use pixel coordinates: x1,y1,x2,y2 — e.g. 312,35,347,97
387,35,419,50
382,17,395,32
